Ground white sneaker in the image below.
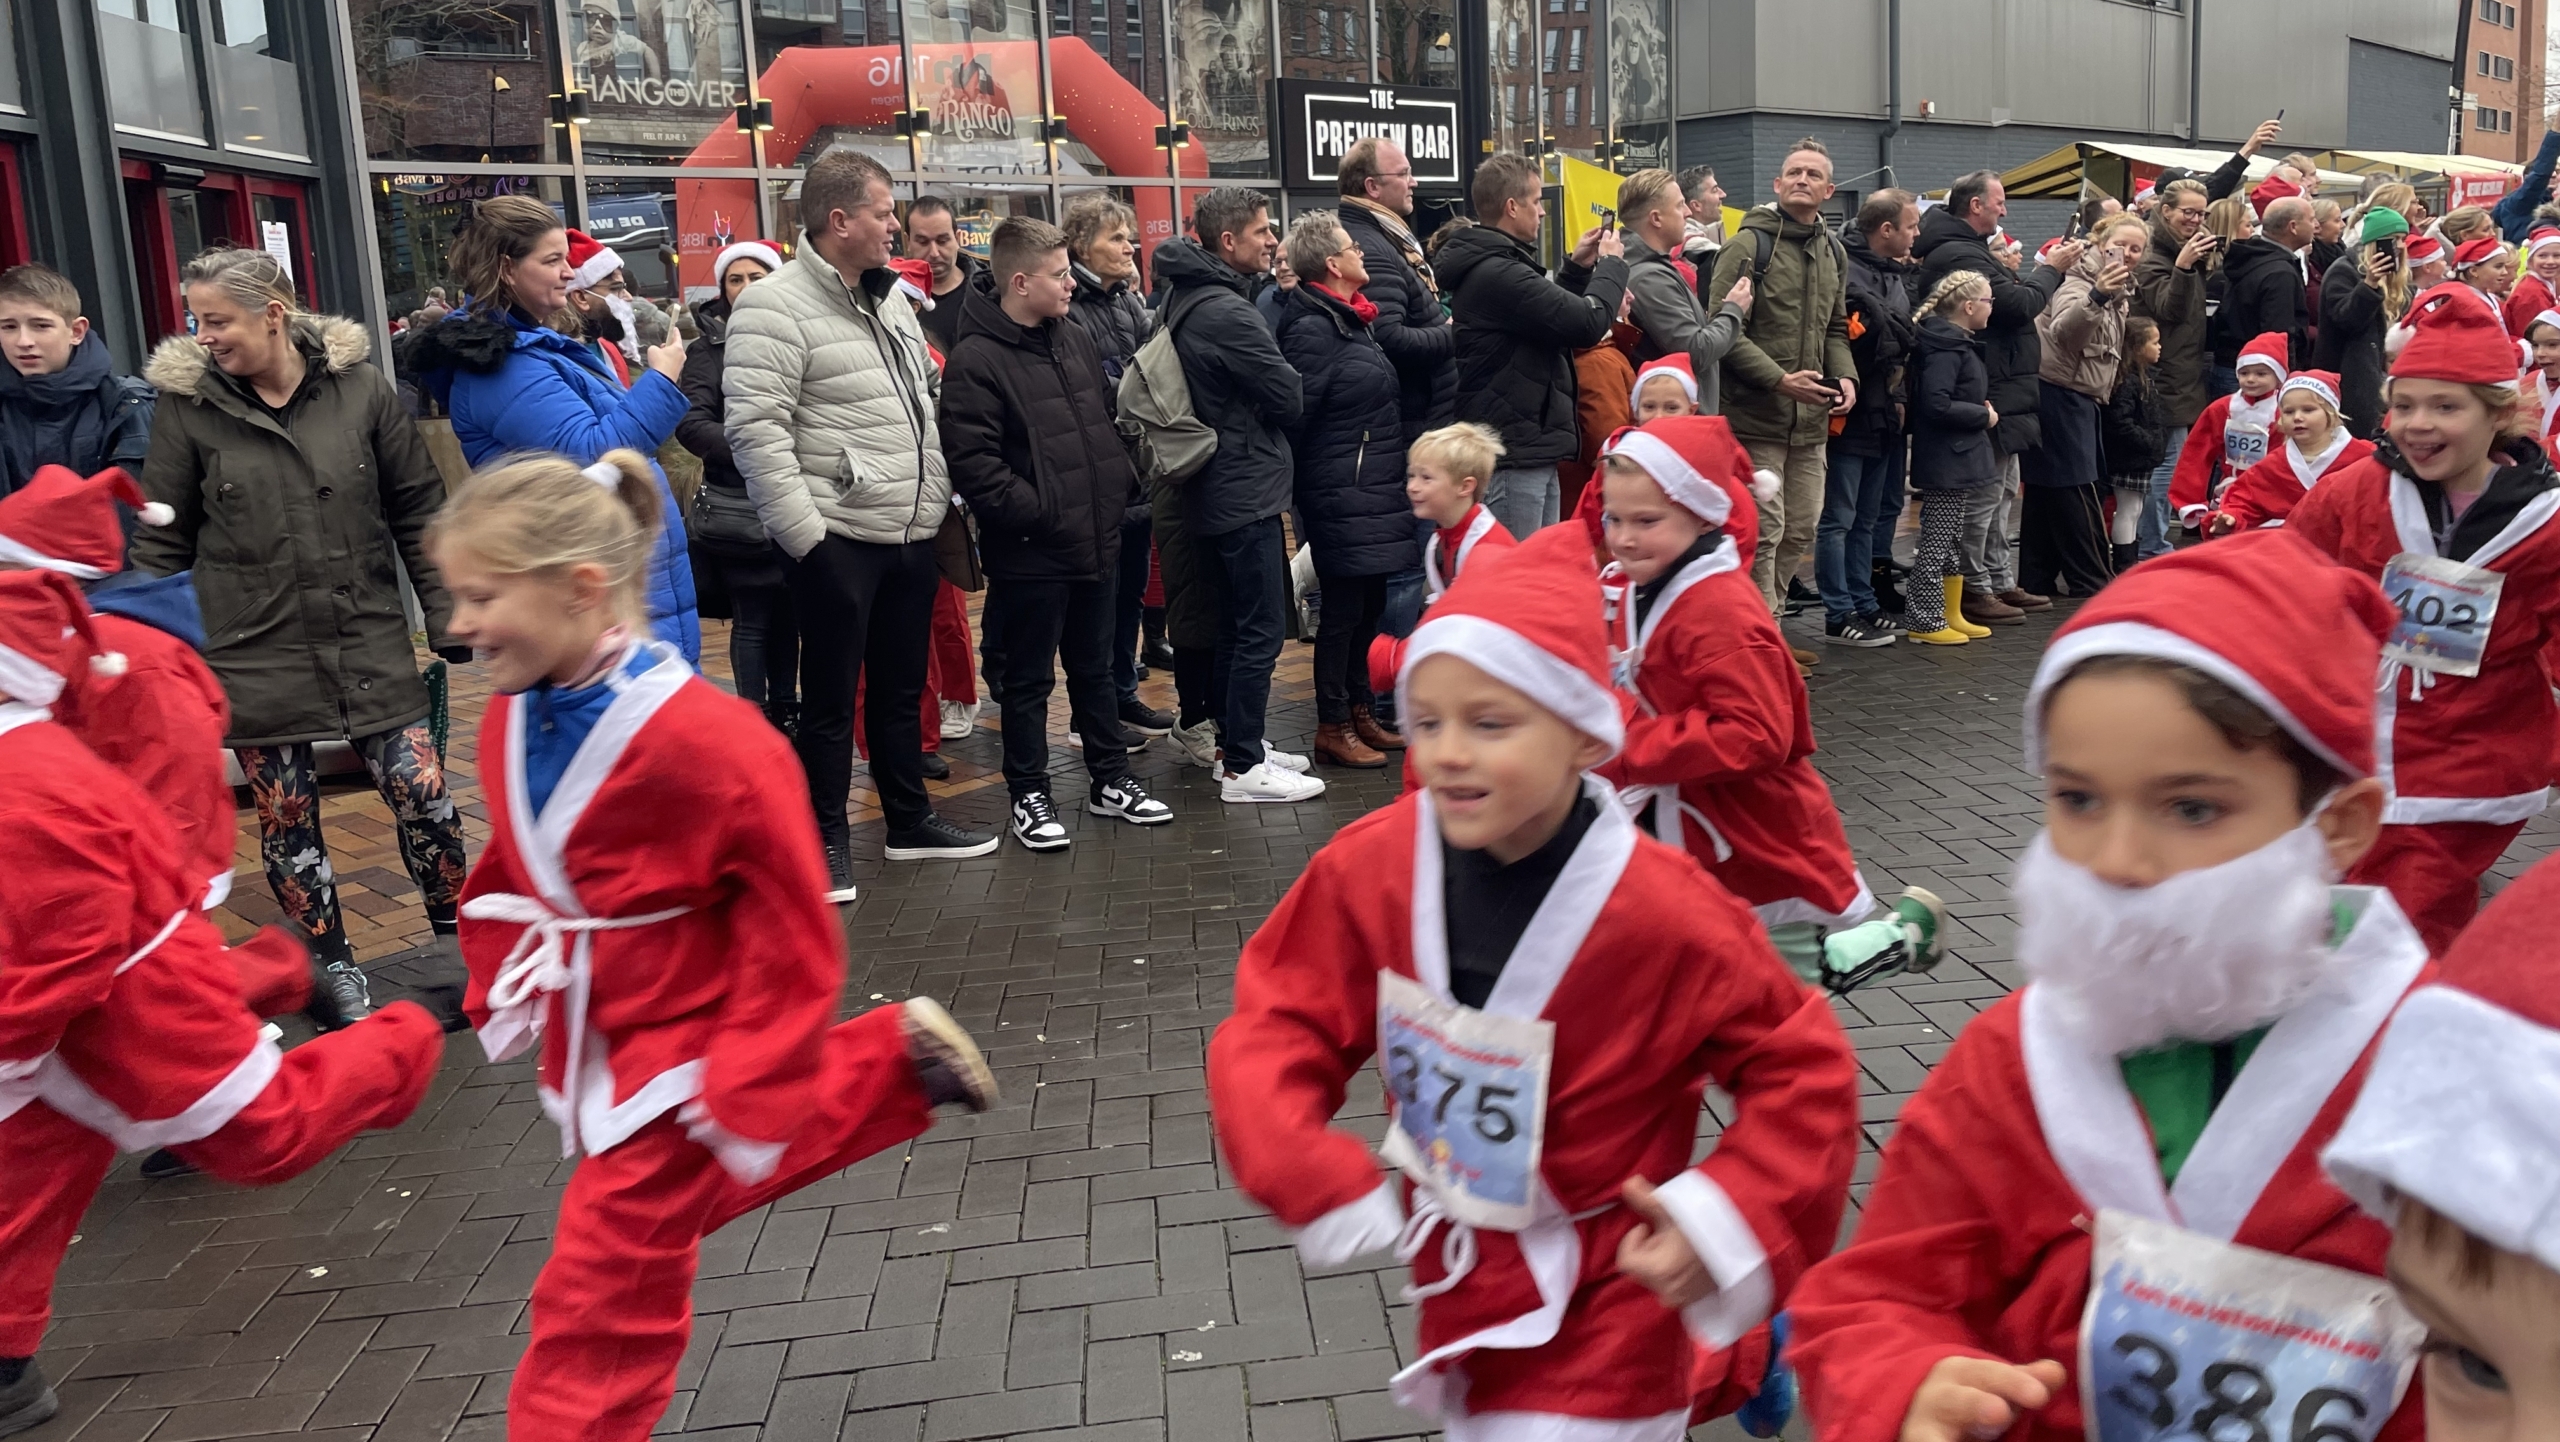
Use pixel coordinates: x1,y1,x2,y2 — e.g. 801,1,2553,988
938,699,975,740
1170,718,1219,768
1261,745,1311,775
1220,760,1327,803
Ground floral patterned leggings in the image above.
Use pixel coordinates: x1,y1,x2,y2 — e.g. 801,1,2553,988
234,723,466,968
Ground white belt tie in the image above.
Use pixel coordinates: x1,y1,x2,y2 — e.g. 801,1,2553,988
463,892,689,1152
1395,1191,1478,1301
1615,785,1731,862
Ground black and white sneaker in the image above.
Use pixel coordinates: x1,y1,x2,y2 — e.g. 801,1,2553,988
1860,610,1905,635
0,1358,57,1437
1089,776,1174,825
1823,615,1898,648
1010,792,1072,851
308,961,375,1031
823,841,859,905
1784,577,1820,616
1117,698,1175,737
883,814,999,861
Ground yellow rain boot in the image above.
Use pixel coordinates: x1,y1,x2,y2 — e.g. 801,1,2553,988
1905,582,1971,645
1945,577,1992,638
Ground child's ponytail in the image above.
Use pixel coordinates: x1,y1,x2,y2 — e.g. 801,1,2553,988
429,449,665,627
584,447,665,539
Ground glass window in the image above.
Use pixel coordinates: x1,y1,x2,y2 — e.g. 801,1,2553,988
746,0,901,170
372,172,568,319
567,0,750,166
1561,83,1574,126
1049,0,1172,181
1608,0,1671,170
98,0,207,141
1280,0,1362,81
1564,26,1579,71
209,0,311,158
0,0,23,113
1542,26,1556,72
353,0,558,163
1171,0,1272,179
905,0,1048,177
1379,3,1454,87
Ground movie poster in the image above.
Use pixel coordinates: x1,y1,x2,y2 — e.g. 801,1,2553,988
571,0,745,159
1173,0,1271,176
1607,0,1670,171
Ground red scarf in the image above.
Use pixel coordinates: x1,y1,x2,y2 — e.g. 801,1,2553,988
1318,280,1379,324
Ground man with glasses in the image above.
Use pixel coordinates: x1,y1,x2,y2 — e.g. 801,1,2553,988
1336,137,1455,446
2131,177,2222,558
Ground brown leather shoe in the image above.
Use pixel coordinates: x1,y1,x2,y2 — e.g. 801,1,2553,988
1962,588,2025,624
1314,721,1387,768
1997,587,2052,611
1790,646,1820,668
1350,704,1405,751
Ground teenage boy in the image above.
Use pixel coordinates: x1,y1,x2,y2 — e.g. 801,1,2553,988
939,217,1172,852
1208,523,1860,1442
0,265,154,499
1789,530,2430,1442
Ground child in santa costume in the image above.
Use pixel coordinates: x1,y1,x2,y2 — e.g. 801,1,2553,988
1592,416,1941,992
1206,522,1861,1442
1407,422,1518,606
2322,852,2560,1434
2207,371,2375,532
2526,309,2560,463
429,448,998,1442
2502,228,2560,339
2287,282,2560,953
0,568,445,1438
0,465,231,909
1789,529,2432,1442
2168,331,2288,528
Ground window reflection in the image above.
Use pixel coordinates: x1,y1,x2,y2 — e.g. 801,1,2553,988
354,0,555,163
1171,0,1271,178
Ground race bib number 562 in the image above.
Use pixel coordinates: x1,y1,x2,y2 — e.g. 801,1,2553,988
2079,1211,2423,1442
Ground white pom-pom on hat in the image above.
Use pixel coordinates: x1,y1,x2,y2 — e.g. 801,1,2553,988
89,651,127,678
1750,469,1782,504
137,502,175,527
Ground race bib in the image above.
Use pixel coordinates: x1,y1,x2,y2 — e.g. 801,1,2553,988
2381,552,2503,679
2223,421,2270,473
2079,1211,2423,1442
1376,970,1552,1232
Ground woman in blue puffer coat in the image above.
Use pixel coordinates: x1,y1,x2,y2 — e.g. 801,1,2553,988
405,195,700,662
1272,210,1417,770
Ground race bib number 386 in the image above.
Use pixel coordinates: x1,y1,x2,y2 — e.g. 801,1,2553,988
2079,1211,2423,1442
1375,971,1553,1233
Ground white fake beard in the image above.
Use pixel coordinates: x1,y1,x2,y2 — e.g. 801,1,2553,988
605,292,641,364
2015,822,2340,1058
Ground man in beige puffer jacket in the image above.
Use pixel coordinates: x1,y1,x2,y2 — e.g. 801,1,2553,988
725,150,996,880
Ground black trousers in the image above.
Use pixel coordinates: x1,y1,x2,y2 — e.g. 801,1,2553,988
2016,483,2115,598
983,576,1130,799
788,535,939,839
1314,573,1388,724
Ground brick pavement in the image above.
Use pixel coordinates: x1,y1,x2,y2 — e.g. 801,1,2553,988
30,605,2560,1442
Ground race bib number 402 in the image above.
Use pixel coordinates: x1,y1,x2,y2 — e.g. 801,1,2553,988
2381,552,2503,679
1375,971,1553,1233
2079,1211,2423,1442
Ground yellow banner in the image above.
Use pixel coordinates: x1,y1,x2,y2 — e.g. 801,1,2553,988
1557,154,1622,240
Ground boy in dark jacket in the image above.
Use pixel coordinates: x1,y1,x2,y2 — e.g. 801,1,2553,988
0,265,154,500
939,218,1175,852
2098,315,2170,574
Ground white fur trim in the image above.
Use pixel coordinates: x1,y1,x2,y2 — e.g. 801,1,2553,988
1398,613,1625,757
0,640,63,705
1291,1181,1405,1268
137,502,174,527
2235,349,2287,379
1649,1169,1775,1348
1627,363,1698,413
1748,468,1780,504
895,277,934,310
677,1098,790,1185
1443,1408,1692,1441
2533,309,2560,338
2025,620,2362,778
2382,789,2551,825
1600,429,1731,526
89,651,126,678
0,532,105,579
712,240,784,287
2279,375,2340,411
2533,235,2560,255
2323,983,2560,1273
569,243,623,293
35,1035,282,1152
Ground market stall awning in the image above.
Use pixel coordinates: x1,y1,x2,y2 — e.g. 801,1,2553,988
2309,149,2523,180
1984,140,2360,201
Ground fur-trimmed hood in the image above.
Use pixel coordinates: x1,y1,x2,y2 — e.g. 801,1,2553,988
143,313,371,400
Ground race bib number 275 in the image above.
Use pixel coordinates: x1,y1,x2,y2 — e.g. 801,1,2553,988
1375,971,1552,1233
2079,1211,2423,1442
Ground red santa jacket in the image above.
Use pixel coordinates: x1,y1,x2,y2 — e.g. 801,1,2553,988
1206,786,1858,1423
0,706,285,1150
1597,540,1873,927
2169,390,2281,524
2210,432,2375,532
1789,889,2432,1442
459,647,847,1183
2287,454,2560,826
53,613,234,906
2506,272,2556,340
2535,372,2560,466
1423,504,1517,603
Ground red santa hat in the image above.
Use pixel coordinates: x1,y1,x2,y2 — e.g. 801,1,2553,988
887,257,936,310
564,229,623,294
2277,369,2343,414
2233,331,2290,378
0,466,171,579
1628,355,1698,412
2323,851,2560,1274
2404,234,2447,267
0,568,123,708
2530,309,2560,341
1395,523,1624,758
1597,415,1770,527
2452,237,2506,274
2393,281,2528,388
713,240,784,288
2022,528,2394,778
2529,228,2560,257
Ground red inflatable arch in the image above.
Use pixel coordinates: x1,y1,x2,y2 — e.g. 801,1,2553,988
677,37,1209,289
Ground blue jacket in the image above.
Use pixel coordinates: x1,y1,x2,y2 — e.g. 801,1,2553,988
88,568,207,650
2497,129,2560,243
410,310,700,664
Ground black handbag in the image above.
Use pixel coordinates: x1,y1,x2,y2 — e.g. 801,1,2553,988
687,481,771,560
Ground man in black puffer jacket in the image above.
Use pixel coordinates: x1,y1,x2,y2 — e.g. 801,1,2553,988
940,218,1175,850
1336,137,1456,444
1442,153,1629,537
2219,197,2315,370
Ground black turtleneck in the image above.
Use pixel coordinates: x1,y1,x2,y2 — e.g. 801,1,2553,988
1633,531,1722,628
1444,792,1600,1008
